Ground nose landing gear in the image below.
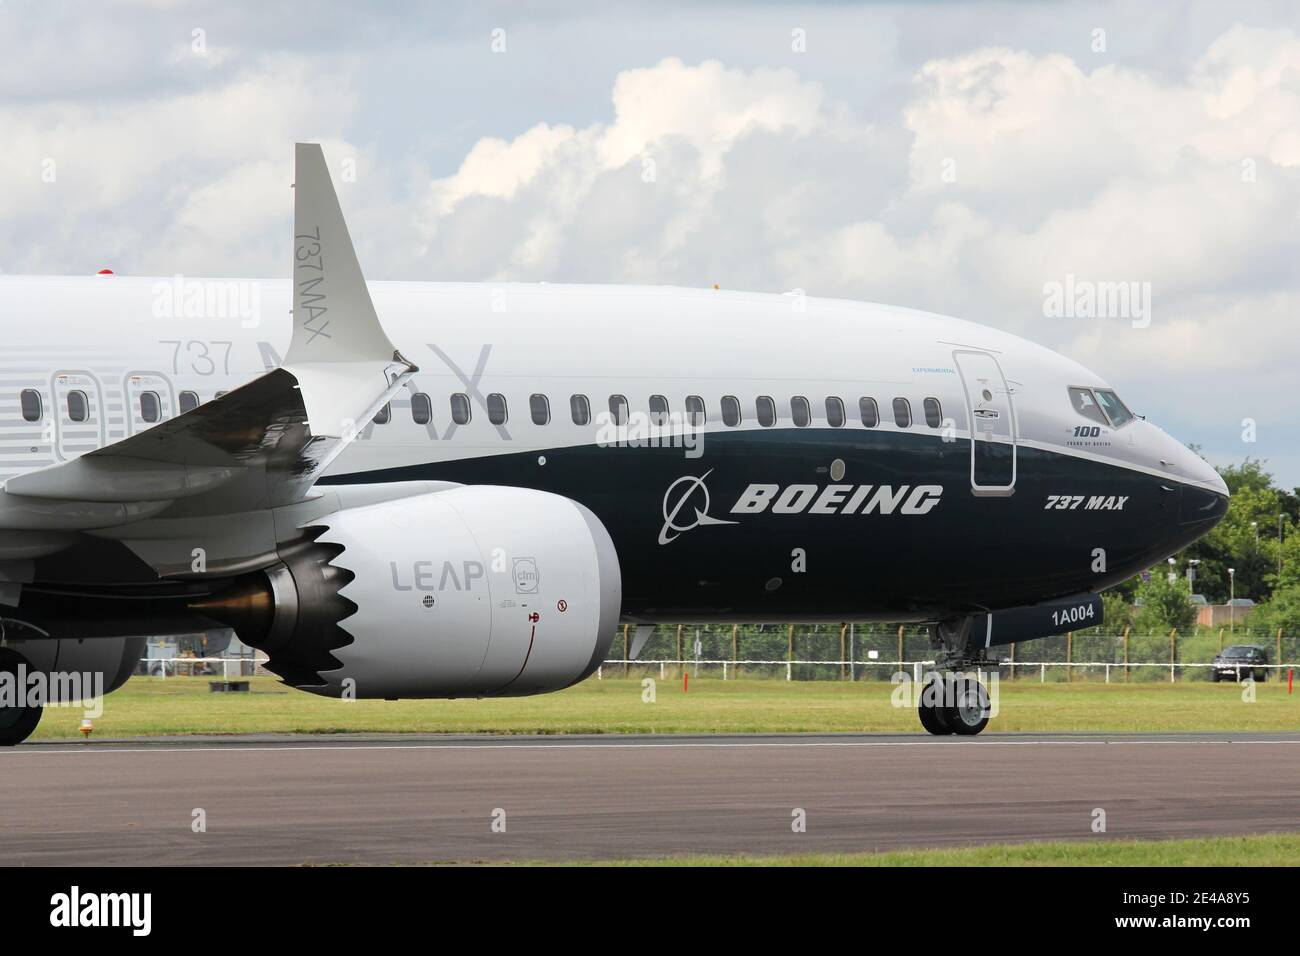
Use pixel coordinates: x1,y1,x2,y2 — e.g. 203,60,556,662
918,672,992,736
916,616,995,736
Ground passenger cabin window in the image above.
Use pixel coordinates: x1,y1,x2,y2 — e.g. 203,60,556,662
756,396,777,427
825,397,845,428
19,389,42,423
179,390,200,414
608,395,628,426
1068,387,1107,425
721,395,742,427
487,393,508,425
139,391,161,423
859,397,879,427
450,392,471,425
892,397,912,428
923,397,942,429
372,403,391,425
685,395,706,427
66,390,89,423
790,396,811,427
530,393,550,425
1094,389,1134,427
649,395,669,426
411,392,432,425
570,394,591,426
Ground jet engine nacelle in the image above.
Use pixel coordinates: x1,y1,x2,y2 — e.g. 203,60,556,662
218,486,622,699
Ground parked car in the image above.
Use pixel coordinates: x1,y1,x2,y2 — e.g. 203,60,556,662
1210,644,1269,682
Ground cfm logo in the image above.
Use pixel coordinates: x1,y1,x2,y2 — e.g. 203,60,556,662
658,473,943,544
512,557,539,594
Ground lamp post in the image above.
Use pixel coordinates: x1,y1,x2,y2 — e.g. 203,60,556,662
1167,556,1177,583
1228,567,1235,635
1186,559,1201,630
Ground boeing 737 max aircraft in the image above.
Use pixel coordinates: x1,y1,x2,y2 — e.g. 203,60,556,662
0,144,1227,741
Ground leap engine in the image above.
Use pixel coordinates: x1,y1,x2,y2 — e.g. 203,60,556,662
195,487,622,699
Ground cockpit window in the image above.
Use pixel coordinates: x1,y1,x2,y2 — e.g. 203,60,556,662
1068,387,1107,425
1094,389,1134,427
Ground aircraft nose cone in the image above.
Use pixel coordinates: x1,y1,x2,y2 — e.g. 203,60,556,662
1147,423,1228,527
1206,467,1229,500
1186,448,1229,500
1154,424,1227,497
1174,446,1229,528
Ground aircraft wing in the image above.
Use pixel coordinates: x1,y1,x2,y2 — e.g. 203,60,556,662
0,144,415,535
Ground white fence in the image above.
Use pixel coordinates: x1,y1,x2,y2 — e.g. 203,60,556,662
597,659,1297,684
138,656,1297,685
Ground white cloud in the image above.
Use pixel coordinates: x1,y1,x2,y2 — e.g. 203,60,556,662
415,58,829,280
390,29,1298,370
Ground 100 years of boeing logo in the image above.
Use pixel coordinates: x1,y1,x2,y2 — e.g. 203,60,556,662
659,470,944,544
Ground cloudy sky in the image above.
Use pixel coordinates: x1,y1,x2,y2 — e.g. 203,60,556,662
3,1,1298,484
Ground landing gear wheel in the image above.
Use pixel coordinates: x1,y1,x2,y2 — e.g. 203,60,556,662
0,648,43,746
945,676,991,736
918,678,953,735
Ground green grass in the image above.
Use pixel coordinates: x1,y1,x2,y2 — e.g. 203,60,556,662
31,673,1300,739
557,833,1300,867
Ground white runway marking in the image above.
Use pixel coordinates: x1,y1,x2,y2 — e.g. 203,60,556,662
7,735,1300,757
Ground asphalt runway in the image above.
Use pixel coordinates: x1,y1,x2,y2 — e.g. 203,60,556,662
3,732,1298,865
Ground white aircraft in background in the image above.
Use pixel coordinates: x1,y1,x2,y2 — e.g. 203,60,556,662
0,145,1227,743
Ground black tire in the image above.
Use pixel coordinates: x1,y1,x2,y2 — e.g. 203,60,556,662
0,648,43,746
1210,672,1221,683
917,679,953,735
918,700,951,735
1256,669,1267,682
945,676,991,736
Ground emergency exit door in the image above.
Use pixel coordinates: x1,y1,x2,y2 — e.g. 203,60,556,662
49,371,105,462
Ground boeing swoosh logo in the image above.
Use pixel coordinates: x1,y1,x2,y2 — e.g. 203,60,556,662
658,469,739,545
